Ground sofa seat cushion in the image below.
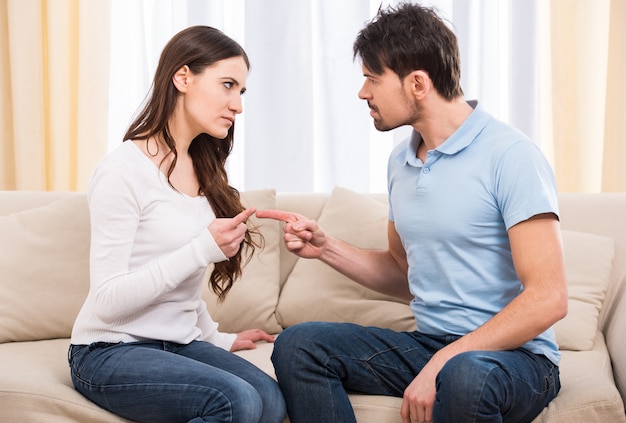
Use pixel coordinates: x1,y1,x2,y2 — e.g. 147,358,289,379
534,332,626,422
233,332,626,423
0,338,131,423
2,335,624,423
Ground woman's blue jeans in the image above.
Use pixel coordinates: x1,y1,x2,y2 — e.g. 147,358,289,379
68,340,286,423
271,322,560,423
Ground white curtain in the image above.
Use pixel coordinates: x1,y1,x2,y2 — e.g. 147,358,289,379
108,0,545,193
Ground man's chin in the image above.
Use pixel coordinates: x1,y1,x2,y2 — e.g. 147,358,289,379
373,120,395,132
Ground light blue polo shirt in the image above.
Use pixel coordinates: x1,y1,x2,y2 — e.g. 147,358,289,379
388,101,561,364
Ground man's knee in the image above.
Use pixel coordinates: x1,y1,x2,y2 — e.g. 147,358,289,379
435,351,514,421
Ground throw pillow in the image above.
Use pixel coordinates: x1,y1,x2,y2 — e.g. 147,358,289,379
554,230,615,350
0,194,90,342
276,186,416,331
203,189,283,334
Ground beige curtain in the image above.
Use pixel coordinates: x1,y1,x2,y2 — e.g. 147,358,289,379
0,0,110,191
550,0,626,192
1,1,624,193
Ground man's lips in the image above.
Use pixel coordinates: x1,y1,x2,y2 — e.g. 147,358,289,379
368,103,379,116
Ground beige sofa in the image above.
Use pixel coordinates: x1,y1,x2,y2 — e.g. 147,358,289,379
1,187,625,423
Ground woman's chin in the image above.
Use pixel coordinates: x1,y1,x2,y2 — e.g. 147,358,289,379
205,129,229,140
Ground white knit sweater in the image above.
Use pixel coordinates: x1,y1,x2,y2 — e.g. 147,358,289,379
71,141,236,350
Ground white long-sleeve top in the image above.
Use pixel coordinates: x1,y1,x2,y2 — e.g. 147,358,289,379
71,141,236,350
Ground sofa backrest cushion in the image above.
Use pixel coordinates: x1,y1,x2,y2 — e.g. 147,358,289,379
203,189,283,334
0,189,284,343
276,187,416,331
0,194,90,342
275,187,616,351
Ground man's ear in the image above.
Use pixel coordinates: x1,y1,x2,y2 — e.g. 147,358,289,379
172,65,191,92
407,70,430,99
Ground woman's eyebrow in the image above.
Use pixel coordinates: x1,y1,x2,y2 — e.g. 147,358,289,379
221,76,246,93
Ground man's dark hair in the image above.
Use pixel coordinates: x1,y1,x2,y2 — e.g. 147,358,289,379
353,2,463,100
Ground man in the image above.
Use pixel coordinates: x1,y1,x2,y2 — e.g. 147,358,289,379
256,3,567,422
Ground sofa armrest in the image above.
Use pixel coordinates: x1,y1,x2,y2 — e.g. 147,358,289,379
603,274,626,411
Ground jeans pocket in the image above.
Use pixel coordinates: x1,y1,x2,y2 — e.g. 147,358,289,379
70,342,119,382
68,344,87,366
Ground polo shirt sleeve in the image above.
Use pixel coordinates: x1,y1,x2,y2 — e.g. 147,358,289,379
495,140,560,230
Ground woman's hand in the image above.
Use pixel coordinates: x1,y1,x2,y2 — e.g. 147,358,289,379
209,208,256,258
230,329,275,352
255,209,326,259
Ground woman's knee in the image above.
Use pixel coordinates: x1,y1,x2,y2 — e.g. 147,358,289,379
256,378,286,422
209,383,265,422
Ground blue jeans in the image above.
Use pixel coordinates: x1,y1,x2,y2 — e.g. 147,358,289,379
68,340,286,423
271,322,560,423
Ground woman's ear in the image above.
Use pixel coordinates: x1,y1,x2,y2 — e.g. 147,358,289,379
172,65,191,92
407,70,430,99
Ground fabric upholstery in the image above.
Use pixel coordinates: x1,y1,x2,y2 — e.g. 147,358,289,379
275,187,616,352
555,230,614,350
0,189,625,423
0,194,90,342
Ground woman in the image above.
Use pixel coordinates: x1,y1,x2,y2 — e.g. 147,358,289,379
68,26,286,423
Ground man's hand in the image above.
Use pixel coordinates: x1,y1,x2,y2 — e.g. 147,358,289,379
209,208,256,258
256,209,326,259
401,360,439,423
230,329,275,352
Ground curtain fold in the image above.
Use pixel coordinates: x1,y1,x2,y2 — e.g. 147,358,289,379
0,0,110,191
550,0,626,192
601,0,626,191
1,0,624,193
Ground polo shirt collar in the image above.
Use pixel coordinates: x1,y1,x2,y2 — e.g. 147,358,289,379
396,100,491,165
436,100,490,155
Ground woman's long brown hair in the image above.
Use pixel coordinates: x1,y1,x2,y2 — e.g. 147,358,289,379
123,26,259,302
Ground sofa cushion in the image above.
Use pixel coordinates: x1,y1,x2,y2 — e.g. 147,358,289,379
275,187,616,353
276,186,415,331
203,189,283,334
0,194,90,343
0,339,132,422
554,230,614,351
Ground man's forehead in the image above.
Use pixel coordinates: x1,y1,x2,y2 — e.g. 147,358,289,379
361,63,395,78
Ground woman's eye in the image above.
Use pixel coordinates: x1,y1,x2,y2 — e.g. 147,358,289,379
224,81,234,89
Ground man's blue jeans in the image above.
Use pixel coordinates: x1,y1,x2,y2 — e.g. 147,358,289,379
271,322,560,423
68,340,286,423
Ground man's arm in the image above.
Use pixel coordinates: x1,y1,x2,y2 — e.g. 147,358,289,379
442,213,568,354
255,210,412,300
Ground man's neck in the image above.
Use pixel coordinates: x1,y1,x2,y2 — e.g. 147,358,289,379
413,97,473,152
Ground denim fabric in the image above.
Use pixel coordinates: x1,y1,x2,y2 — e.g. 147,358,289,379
69,340,286,423
271,322,560,423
